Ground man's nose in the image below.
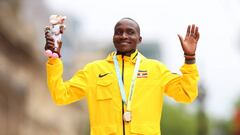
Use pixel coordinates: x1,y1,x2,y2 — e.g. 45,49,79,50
121,32,128,39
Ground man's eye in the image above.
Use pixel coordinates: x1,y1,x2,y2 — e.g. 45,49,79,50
115,31,122,35
128,30,135,35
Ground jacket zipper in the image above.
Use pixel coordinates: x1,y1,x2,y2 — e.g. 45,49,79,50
121,55,125,135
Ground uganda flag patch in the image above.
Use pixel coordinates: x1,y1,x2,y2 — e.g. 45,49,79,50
137,70,148,78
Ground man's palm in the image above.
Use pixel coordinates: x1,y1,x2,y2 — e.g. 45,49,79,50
178,24,200,55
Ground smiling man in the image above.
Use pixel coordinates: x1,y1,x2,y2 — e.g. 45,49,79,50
113,18,142,56
45,17,200,135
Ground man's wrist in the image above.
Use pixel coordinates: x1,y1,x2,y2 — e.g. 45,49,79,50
184,53,196,64
185,58,196,64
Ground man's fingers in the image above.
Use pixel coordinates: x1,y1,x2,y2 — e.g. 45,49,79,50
45,33,54,43
44,25,63,58
186,25,191,37
45,32,52,38
56,40,62,57
47,40,55,45
57,40,62,48
195,26,198,35
45,44,54,50
178,34,184,48
44,26,51,36
45,35,55,51
196,32,200,41
46,36,54,41
45,43,54,48
195,27,200,41
45,26,51,32
190,24,195,36
44,26,53,39
45,31,50,36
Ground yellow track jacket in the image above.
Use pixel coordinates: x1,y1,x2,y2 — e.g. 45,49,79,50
46,50,199,135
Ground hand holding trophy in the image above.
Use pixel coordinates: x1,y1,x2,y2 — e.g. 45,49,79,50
44,15,66,58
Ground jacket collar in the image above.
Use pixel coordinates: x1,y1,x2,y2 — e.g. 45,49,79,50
106,50,146,63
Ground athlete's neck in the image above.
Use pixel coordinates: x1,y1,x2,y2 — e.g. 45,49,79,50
117,49,136,56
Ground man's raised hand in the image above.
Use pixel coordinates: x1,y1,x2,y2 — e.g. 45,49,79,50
177,24,200,59
44,26,62,58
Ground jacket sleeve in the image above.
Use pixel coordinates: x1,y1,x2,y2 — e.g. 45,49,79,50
161,64,199,103
46,58,90,105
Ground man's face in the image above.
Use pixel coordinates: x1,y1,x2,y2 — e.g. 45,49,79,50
113,19,142,54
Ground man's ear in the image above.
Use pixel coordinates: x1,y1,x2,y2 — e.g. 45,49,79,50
139,36,142,43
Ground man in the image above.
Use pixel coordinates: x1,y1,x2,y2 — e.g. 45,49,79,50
45,17,200,135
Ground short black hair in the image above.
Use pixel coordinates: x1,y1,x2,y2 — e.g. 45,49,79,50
115,17,141,34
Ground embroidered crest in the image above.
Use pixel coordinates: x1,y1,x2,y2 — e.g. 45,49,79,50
137,70,148,78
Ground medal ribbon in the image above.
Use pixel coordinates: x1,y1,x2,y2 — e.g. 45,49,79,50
113,52,141,111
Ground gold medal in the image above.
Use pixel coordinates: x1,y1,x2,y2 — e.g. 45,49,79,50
123,111,131,122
